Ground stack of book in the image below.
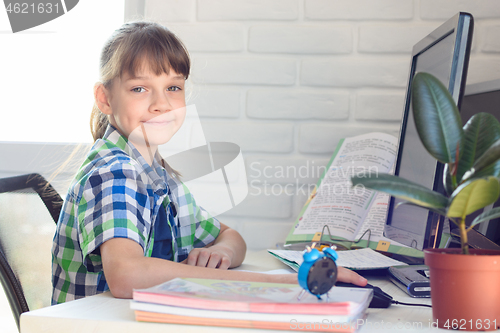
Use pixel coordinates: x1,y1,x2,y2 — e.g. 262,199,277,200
131,278,373,332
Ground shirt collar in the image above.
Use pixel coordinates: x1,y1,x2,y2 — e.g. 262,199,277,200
102,124,168,196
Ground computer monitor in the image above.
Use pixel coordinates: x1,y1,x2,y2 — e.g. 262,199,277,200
384,12,474,251
459,79,500,245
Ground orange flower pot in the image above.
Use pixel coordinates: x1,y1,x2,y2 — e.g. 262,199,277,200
424,248,500,331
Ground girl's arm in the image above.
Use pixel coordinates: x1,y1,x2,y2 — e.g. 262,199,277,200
184,223,246,269
100,237,297,299
100,238,368,299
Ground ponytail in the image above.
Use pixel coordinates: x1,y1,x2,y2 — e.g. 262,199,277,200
90,103,109,142
160,158,181,179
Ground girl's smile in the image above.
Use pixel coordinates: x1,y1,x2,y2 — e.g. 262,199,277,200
143,113,176,126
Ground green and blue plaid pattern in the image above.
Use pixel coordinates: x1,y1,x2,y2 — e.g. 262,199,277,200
51,125,220,304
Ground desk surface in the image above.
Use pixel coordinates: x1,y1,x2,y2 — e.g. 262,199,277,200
20,251,442,333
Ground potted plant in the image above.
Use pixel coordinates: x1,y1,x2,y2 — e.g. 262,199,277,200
351,72,500,331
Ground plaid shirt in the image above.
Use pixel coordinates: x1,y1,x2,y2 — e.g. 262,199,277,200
51,125,220,304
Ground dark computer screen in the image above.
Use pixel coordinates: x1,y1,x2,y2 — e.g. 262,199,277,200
460,80,500,245
384,13,474,250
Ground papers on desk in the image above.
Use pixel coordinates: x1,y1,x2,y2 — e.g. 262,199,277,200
268,248,408,271
132,277,372,332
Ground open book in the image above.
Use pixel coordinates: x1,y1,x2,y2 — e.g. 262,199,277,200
285,132,422,258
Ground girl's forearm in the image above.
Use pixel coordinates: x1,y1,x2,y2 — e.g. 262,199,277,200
211,226,247,267
101,238,296,299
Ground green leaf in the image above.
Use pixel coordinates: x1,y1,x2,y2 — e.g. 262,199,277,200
411,72,464,164
469,159,500,179
471,139,500,176
457,113,500,183
470,207,500,228
351,173,448,210
447,177,500,218
443,163,455,196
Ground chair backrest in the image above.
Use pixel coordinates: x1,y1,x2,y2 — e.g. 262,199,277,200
0,173,62,330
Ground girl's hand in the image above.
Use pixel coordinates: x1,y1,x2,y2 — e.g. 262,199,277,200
271,267,367,286
184,245,234,269
337,266,368,286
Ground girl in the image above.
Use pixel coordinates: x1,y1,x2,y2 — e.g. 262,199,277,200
51,22,366,304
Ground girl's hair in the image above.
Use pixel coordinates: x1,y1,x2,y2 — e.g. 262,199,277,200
90,21,190,177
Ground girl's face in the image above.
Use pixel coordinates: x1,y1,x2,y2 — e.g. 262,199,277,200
100,65,186,161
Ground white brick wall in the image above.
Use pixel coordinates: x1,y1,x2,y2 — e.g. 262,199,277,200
246,89,349,120
188,88,241,118
221,188,293,219
197,0,299,21
420,0,500,20
301,58,409,87
305,0,414,20
299,124,400,154
144,0,500,250
245,156,330,185
191,56,296,85
238,221,294,250
466,56,500,83
145,0,195,22
248,25,352,54
168,24,245,52
356,91,406,121
358,25,436,53
482,25,500,53
201,121,294,153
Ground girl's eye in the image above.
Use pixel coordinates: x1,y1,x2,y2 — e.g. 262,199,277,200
167,86,181,92
131,87,145,93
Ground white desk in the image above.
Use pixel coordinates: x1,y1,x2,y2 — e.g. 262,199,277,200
20,251,441,333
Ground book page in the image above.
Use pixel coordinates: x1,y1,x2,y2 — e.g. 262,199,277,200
355,193,388,240
267,248,407,270
355,193,406,246
292,132,397,241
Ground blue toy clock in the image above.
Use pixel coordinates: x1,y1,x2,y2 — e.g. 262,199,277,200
297,245,338,300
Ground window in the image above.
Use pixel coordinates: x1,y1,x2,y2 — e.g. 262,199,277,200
0,0,125,143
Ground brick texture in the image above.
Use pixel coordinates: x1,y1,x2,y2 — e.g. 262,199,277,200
467,56,500,84
191,57,296,85
145,0,194,22
167,24,245,52
201,122,294,153
246,89,349,120
305,0,413,20
249,25,352,54
355,91,406,121
358,24,436,53
420,0,500,20
239,221,295,250
222,186,293,218
301,58,409,88
188,88,241,118
246,155,330,185
299,124,400,154
197,0,299,21
482,25,500,53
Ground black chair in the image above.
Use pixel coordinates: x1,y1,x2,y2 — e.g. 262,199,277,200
0,173,63,331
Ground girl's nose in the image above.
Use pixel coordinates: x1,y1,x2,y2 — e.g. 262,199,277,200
150,91,172,113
